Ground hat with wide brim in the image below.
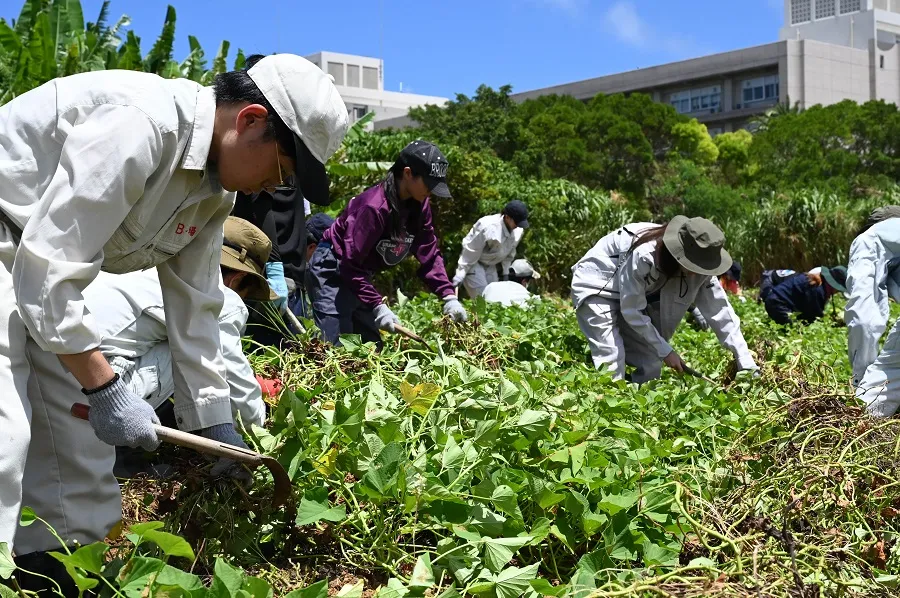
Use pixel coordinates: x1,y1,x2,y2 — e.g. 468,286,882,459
220,249,278,302
821,265,848,296
221,217,279,302
662,215,732,277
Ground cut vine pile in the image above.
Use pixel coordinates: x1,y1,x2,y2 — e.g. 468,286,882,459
41,293,900,597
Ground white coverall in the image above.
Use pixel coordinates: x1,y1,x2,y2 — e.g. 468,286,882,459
15,270,265,553
454,214,524,298
846,218,900,415
570,224,757,382
0,70,234,552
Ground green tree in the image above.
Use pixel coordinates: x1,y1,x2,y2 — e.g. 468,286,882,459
407,84,526,161
0,0,242,105
714,129,753,185
671,119,719,165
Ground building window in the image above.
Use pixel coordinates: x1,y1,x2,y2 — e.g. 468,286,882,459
668,85,721,115
363,66,379,90
791,0,812,24
816,0,836,18
839,0,860,14
353,106,369,120
347,64,360,87
742,75,780,106
328,62,344,86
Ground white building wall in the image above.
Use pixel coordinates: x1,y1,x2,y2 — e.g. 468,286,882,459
304,51,448,127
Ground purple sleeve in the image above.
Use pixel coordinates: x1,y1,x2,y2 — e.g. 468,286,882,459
337,205,386,308
412,202,455,299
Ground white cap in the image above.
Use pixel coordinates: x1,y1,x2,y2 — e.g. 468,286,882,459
510,259,540,280
247,54,349,165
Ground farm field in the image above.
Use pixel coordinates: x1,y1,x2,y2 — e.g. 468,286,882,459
28,292,897,598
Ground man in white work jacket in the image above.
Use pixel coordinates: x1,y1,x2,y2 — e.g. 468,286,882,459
847,216,900,416
0,54,348,591
14,217,272,567
452,200,529,298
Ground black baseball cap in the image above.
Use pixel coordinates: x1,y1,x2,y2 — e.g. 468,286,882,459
503,200,529,229
306,212,335,244
399,140,451,198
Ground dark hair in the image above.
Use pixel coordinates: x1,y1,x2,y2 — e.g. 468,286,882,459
509,273,531,285
213,54,296,162
383,158,423,239
633,223,681,278
221,265,258,294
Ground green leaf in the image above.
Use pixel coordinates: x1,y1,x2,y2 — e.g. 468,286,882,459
141,529,195,560
66,543,109,575
0,543,15,579
336,580,364,598
242,576,274,598
210,558,244,597
483,537,531,573
467,581,495,595
361,442,404,498
48,551,99,593
155,563,205,591
529,579,567,597
409,554,435,589
129,521,165,536
0,584,18,598
516,410,550,440
117,555,166,589
490,485,521,519
19,507,36,527
335,395,366,440
528,517,552,545
295,488,347,527
494,563,540,598
597,491,639,516
441,435,465,471
284,580,328,598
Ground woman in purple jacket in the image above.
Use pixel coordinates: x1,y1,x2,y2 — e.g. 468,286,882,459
307,140,467,344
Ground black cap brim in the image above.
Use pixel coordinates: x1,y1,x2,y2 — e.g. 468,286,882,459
517,219,530,229
293,136,331,206
423,175,452,198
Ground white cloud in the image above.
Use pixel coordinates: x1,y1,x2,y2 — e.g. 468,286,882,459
604,1,649,48
603,1,706,59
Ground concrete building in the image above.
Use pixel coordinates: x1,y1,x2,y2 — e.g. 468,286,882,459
377,0,900,134
304,51,447,127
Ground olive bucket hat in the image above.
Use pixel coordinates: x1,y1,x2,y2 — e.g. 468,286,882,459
220,216,278,302
662,216,733,277
821,265,848,296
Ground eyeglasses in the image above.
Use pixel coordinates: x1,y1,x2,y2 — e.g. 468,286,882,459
271,145,296,194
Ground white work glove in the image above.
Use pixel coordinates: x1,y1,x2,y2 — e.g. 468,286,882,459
85,375,160,451
443,296,468,323
451,271,466,288
373,303,400,332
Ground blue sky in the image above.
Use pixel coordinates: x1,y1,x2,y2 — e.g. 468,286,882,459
5,0,785,99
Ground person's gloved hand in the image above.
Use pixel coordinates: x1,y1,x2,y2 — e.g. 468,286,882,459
663,350,687,373
451,271,465,288
373,303,400,332
86,375,160,451
265,261,289,310
201,423,252,481
255,375,283,398
443,296,468,323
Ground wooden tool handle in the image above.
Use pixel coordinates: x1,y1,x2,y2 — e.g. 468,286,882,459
71,403,264,465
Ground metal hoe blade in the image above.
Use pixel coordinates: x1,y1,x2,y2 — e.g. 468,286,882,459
393,323,435,352
71,403,292,507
